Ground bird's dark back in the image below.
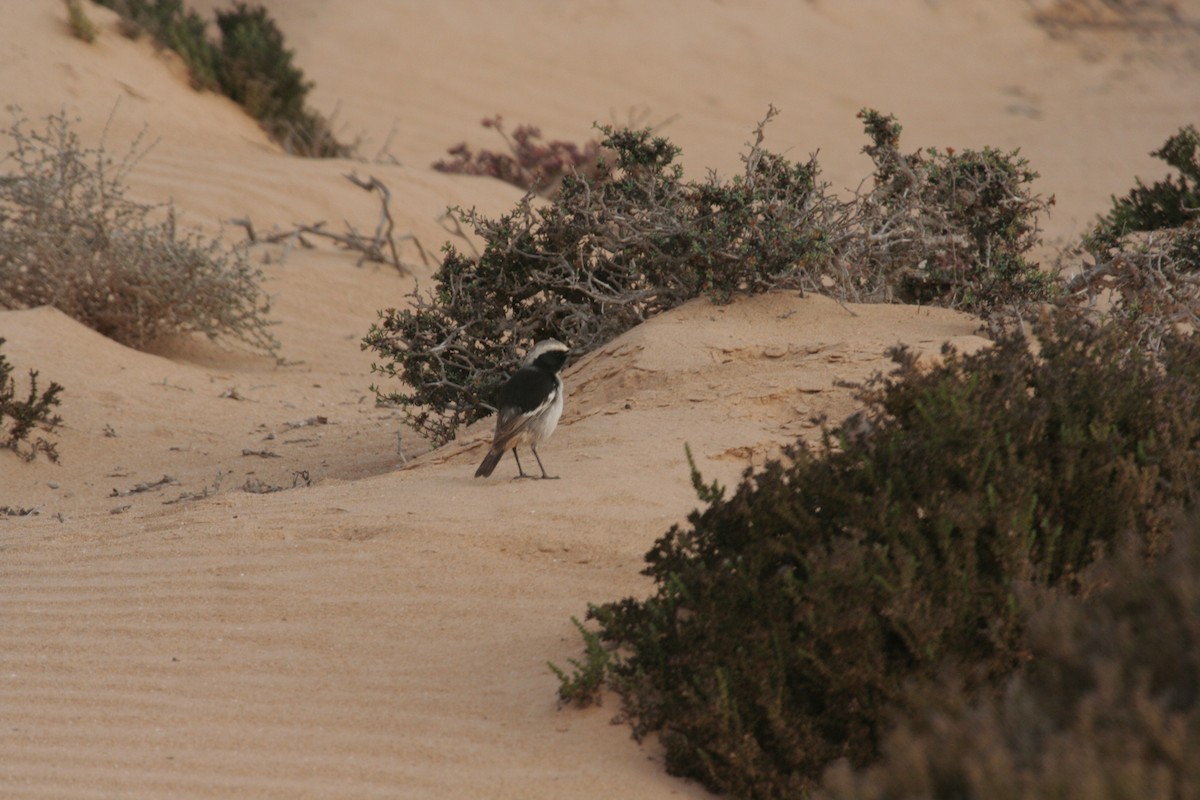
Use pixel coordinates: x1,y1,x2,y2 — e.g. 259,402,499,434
498,366,559,414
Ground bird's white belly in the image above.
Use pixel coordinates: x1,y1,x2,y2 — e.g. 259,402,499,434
527,377,564,445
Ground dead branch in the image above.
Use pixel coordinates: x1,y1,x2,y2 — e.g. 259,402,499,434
230,174,432,274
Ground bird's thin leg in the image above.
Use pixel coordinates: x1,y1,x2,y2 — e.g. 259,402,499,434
511,448,534,480
531,445,558,480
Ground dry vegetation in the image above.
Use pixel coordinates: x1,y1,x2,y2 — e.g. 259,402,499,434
432,115,604,195
0,110,278,354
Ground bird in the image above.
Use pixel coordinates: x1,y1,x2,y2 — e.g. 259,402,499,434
475,339,571,480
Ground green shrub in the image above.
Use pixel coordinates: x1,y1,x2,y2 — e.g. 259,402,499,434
97,0,219,88
65,0,98,43
212,3,349,157
94,1,348,157
1066,125,1199,354
367,108,1055,446
0,110,278,354
0,338,63,462
213,3,307,122
1093,124,1200,247
548,617,610,707
818,519,1200,800
555,313,1200,798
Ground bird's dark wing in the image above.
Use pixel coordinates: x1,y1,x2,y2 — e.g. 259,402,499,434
497,366,557,413
490,366,558,448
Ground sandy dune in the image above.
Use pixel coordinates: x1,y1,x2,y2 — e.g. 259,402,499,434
2,1,1198,797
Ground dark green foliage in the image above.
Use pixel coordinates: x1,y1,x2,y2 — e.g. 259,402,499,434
0,110,278,354
560,314,1200,798
369,108,1055,445
548,616,612,707
1067,126,1199,353
212,4,348,157
819,521,1200,799
0,339,63,462
94,0,348,157
96,0,219,88
1093,124,1200,246
214,4,309,122
65,0,98,43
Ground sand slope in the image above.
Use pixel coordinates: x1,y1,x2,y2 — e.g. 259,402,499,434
1,1,1198,797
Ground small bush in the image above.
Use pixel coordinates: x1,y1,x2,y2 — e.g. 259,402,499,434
0,110,278,354
432,116,602,195
94,1,349,157
213,3,350,158
548,617,611,707
1065,125,1199,354
818,519,1200,800
1093,124,1200,247
855,109,1057,310
367,108,1055,445
65,0,98,43
97,0,220,88
0,339,63,462
365,109,839,444
556,313,1200,798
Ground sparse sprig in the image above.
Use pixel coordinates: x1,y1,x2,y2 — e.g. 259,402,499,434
0,338,63,463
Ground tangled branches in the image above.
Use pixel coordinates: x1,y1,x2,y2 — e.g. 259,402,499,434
1064,124,1199,354
1066,223,1200,354
367,108,1059,445
366,108,847,444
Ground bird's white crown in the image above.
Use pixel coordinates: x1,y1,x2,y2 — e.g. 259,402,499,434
521,339,569,367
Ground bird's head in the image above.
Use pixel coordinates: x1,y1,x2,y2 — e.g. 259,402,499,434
523,339,571,373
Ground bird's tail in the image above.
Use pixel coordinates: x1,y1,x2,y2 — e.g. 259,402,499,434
474,446,505,478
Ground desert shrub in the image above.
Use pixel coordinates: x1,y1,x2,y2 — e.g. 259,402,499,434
368,108,1056,445
432,115,603,195
94,0,348,157
1064,125,1199,353
1067,221,1200,354
365,109,843,444
855,109,1057,310
0,110,278,354
0,339,63,463
818,519,1200,800
65,0,98,43
1092,124,1199,247
212,3,350,157
96,0,220,88
554,313,1200,799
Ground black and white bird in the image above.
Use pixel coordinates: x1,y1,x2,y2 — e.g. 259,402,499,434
474,339,571,480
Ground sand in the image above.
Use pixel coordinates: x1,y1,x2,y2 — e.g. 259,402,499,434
1,1,1197,796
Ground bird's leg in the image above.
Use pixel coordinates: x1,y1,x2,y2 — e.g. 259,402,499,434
531,445,558,480
511,448,535,480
